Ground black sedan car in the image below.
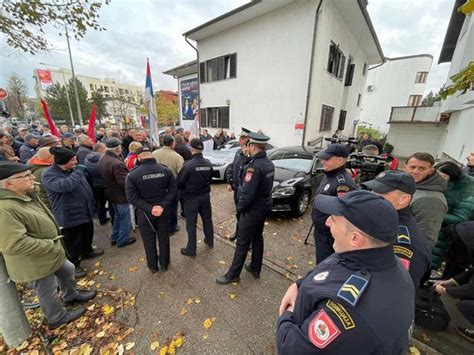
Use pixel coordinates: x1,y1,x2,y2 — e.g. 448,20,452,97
268,146,324,216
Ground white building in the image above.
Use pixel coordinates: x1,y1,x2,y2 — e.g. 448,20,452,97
361,55,433,133
385,0,473,162
178,0,383,147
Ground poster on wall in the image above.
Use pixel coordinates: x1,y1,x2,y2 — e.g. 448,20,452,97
180,78,198,122
37,69,53,90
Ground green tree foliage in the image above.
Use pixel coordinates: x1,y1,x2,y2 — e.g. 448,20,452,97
156,92,179,127
440,61,474,99
421,90,441,107
1,0,110,54
5,72,29,118
90,90,108,119
356,125,384,140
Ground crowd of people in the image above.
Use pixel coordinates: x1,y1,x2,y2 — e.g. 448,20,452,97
0,120,473,351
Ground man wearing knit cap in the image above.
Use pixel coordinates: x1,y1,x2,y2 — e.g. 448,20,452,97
42,147,104,278
0,162,96,328
277,190,414,354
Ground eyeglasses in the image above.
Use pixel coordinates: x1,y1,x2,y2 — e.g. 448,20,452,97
7,171,34,180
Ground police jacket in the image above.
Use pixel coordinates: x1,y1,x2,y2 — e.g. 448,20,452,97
227,148,247,189
277,246,414,354
177,153,213,199
312,165,357,234
394,207,432,287
125,158,177,213
237,151,274,216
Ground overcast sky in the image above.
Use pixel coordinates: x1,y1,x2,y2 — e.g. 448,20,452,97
0,0,454,97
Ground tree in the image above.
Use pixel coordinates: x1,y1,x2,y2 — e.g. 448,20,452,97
90,90,108,120
440,61,474,99
108,96,139,129
356,125,384,140
5,73,28,118
156,92,179,127
1,0,110,55
421,90,441,107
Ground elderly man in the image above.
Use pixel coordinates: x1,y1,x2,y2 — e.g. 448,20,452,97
62,132,77,152
99,138,136,248
76,134,94,165
0,132,19,161
277,191,414,353
38,135,62,149
19,133,40,163
28,147,54,208
403,152,447,245
0,162,96,328
42,147,104,278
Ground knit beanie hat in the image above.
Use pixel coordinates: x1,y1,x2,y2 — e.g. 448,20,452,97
50,147,76,165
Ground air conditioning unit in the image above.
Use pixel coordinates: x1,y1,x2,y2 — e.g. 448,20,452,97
367,85,375,92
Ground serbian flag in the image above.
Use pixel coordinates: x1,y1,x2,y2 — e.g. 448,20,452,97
145,59,159,145
88,103,97,144
40,99,61,138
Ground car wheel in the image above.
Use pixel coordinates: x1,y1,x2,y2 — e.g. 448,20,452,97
292,190,311,216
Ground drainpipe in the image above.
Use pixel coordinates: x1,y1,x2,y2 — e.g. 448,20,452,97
185,36,200,128
302,0,323,147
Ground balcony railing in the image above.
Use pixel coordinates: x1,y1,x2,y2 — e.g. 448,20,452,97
389,106,450,124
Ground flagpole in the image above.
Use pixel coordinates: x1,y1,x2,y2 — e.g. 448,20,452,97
65,25,83,126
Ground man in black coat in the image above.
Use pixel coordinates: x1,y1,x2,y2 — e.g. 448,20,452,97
177,139,214,257
126,147,176,272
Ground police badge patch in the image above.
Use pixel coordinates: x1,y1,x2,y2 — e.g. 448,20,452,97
308,309,341,348
323,184,330,191
313,271,329,282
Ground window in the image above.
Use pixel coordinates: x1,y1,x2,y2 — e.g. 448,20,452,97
363,62,368,76
104,86,109,93
345,57,355,86
338,110,347,130
408,95,422,106
200,53,237,83
415,72,428,83
327,42,345,79
319,105,334,132
357,94,362,107
200,106,230,129
90,84,94,91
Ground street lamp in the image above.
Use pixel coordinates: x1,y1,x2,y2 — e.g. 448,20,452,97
39,62,75,126
65,25,83,126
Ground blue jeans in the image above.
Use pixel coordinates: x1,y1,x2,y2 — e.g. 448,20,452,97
112,204,131,246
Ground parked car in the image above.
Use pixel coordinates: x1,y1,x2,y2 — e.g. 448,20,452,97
269,146,324,216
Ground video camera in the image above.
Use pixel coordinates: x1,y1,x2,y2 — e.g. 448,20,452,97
346,152,387,183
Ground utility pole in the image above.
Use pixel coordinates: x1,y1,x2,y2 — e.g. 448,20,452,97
65,25,83,126
0,256,31,348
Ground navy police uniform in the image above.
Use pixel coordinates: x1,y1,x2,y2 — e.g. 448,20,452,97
312,144,357,264
125,154,176,271
177,139,214,255
277,191,414,354
218,132,275,283
362,171,432,287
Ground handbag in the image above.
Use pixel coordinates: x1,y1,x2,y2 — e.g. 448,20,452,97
414,285,451,331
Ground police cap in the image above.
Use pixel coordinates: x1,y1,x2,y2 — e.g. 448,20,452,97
317,143,349,160
240,127,251,137
315,190,398,242
248,131,270,144
362,171,416,195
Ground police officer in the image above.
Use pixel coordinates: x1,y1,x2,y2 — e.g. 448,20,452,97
226,127,251,242
312,143,357,264
125,147,176,272
177,138,214,256
277,190,414,354
216,132,275,284
362,171,432,287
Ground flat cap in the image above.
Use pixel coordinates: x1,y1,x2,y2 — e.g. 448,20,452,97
105,137,122,148
0,162,30,180
62,132,75,139
39,135,61,148
136,146,151,155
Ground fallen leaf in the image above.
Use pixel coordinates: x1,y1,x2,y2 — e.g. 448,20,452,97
229,293,237,299
420,332,430,342
264,222,269,226
272,232,277,236
186,298,194,304
98,270,105,275
109,274,116,280
195,298,201,304
139,257,145,262
117,344,124,355
96,331,106,338
86,280,95,286
202,334,209,340
286,256,294,261
175,336,184,348
218,260,226,265
102,304,115,315
87,304,96,311
95,261,101,267
79,343,94,355
16,341,29,351
159,346,169,355
159,292,165,298
231,282,238,286
409,346,421,355
150,341,160,351
308,260,314,265
203,318,214,329
180,308,188,315
52,340,67,352
129,266,138,272
287,264,299,270
125,342,135,350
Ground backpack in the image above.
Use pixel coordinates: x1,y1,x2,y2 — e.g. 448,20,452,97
414,285,451,331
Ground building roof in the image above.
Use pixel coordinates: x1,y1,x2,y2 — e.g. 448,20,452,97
163,60,197,78
438,0,466,64
385,54,433,61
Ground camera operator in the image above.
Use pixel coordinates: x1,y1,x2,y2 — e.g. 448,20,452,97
311,143,357,264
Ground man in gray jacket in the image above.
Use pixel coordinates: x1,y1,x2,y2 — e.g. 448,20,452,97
404,152,447,246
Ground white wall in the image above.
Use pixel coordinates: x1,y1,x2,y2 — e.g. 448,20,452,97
361,56,432,133
198,0,316,147
304,0,376,144
441,107,474,162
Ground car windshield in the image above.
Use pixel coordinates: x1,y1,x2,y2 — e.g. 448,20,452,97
269,150,314,173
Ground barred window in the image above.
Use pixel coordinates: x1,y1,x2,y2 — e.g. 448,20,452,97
319,105,334,132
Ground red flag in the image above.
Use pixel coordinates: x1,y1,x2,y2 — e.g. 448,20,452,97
140,114,146,129
88,104,97,144
40,99,61,138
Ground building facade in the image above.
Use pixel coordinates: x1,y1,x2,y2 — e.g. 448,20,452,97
361,55,433,133
178,0,383,147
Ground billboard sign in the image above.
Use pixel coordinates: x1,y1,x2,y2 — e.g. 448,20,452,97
180,78,198,122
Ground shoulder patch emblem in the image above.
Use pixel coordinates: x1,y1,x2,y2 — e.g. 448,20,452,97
323,183,330,191
326,300,355,330
398,225,411,245
336,175,346,183
313,271,329,282
393,245,413,259
336,185,350,197
244,171,253,183
397,257,411,271
337,275,369,307
308,309,341,349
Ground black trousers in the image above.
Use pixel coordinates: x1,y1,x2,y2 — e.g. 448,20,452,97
233,188,240,236
226,212,265,279
137,209,171,271
314,230,334,265
93,187,108,223
61,221,94,266
458,300,474,325
184,193,214,253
